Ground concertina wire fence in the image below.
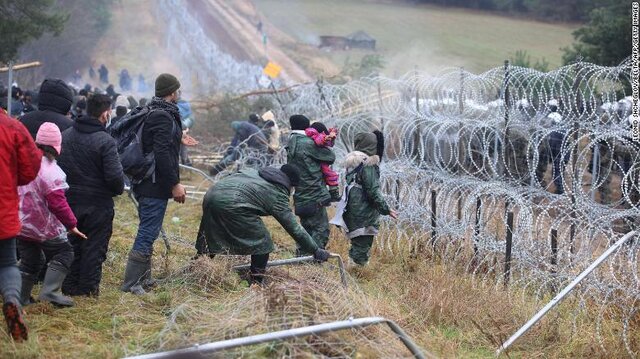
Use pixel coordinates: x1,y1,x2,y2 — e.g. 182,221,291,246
188,59,640,355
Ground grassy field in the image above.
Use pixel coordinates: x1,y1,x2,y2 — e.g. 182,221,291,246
254,0,578,75
0,168,630,358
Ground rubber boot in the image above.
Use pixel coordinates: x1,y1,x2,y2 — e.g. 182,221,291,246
2,300,28,342
120,250,150,295
19,272,37,306
38,261,74,307
249,265,266,285
141,255,157,289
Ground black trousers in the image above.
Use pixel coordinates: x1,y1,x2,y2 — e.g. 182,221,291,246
17,237,74,274
62,204,115,296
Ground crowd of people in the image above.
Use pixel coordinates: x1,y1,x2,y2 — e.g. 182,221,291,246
0,71,398,342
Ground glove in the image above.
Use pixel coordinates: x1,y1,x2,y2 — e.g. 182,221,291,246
313,248,330,262
329,187,341,202
209,164,223,176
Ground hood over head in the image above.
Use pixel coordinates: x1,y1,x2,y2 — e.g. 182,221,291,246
354,132,378,156
38,78,73,114
259,166,292,191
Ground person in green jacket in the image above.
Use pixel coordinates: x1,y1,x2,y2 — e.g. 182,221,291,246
196,164,330,283
342,131,398,266
286,115,338,254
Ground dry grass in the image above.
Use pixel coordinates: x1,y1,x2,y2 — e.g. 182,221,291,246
0,180,634,358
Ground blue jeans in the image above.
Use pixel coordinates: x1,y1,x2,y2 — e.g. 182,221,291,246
0,238,17,268
132,196,168,256
0,238,20,303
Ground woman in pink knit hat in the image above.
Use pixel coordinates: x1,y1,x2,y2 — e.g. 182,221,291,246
17,122,86,308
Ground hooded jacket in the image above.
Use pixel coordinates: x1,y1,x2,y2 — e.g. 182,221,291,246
200,167,319,255
342,133,391,238
0,112,42,240
58,116,125,208
285,131,336,209
19,79,73,139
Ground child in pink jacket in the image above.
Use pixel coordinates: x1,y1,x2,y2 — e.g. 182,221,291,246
305,122,341,201
17,122,86,308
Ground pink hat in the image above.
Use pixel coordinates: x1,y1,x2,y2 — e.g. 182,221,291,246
36,122,62,155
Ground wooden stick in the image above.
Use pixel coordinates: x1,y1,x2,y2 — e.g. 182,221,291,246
0,61,42,73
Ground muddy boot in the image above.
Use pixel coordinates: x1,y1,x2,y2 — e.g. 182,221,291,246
120,250,149,295
38,261,74,307
19,272,37,306
2,300,28,342
0,265,28,341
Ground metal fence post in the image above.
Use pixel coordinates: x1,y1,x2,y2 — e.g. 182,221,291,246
550,229,558,292
504,211,514,287
473,197,482,256
431,190,437,250
7,61,13,116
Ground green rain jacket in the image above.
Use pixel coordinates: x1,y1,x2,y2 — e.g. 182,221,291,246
286,131,336,213
343,151,391,239
201,167,319,255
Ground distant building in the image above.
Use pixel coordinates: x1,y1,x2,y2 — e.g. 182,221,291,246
346,31,376,50
319,30,376,50
319,36,350,50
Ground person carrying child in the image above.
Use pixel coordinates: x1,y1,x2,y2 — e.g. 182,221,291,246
332,130,398,266
17,123,87,308
305,122,341,201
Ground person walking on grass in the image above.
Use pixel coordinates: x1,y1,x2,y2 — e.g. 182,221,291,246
17,123,87,308
304,122,341,202
338,131,398,266
286,115,336,255
0,111,41,341
120,74,186,295
195,165,330,283
58,94,125,297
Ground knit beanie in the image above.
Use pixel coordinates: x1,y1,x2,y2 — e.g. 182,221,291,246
289,114,310,130
231,121,242,132
310,122,329,134
36,122,62,155
155,73,181,98
280,164,301,187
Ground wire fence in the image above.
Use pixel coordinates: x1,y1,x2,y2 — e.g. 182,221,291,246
159,57,639,356
186,59,639,355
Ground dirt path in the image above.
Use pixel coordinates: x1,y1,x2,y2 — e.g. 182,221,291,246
202,0,314,84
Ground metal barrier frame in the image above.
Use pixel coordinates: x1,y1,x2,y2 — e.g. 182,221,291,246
232,254,348,287
124,316,431,359
496,231,638,356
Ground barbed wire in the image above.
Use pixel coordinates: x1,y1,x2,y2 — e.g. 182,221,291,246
197,59,636,355
172,59,637,355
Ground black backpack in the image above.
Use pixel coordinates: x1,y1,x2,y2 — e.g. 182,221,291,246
108,106,158,184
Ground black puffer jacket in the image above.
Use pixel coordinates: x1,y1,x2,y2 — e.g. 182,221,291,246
58,116,125,208
19,79,73,139
132,97,182,199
